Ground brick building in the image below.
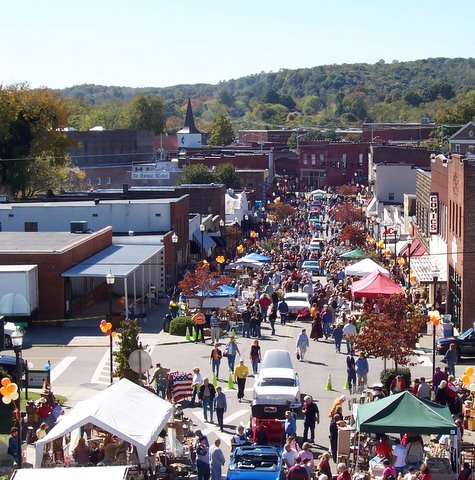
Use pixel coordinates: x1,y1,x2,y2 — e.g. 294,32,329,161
362,122,436,143
449,121,475,155
298,142,369,189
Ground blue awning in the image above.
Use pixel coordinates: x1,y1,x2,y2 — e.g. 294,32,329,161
242,253,271,262
195,285,237,297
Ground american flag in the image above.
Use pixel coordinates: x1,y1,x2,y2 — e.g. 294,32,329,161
168,371,193,402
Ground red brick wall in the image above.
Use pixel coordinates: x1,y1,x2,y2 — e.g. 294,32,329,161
0,228,112,321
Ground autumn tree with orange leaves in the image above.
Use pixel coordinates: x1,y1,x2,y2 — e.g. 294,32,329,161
353,295,427,370
334,203,362,224
339,225,366,247
178,262,232,309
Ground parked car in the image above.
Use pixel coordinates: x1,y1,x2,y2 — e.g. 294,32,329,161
0,355,27,378
283,292,311,318
253,350,300,409
3,321,18,349
437,327,475,360
226,445,283,480
301,260,320,274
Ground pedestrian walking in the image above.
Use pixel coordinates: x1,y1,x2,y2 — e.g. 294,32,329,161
332,323,343,353
196,436,210,480
191,367,203,407
233,358,249,402
268,306,277,335
346,350,357,393
443,343,458,376
210,343,223,380
249,339,261,375
209,439,225,480
342,320,357,354
198,378,216,423
224,335,240,372
213,386,227,432
241,307,251,338
287,455,309,480
278,297,289,325
296,328,310,361
209,311,221,344
192,310,206,343
329,414,340,463
302,395,319,443
258,292,272,322
321,305,332,338
355,352,369,388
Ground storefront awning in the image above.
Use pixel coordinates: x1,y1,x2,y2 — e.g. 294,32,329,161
410,257,446,283
61,244,162,278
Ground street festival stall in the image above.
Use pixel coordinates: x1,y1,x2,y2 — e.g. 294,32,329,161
186,284,238,309
344,258,390,278
340,249,370,260
350,271,404,298
351,391,457,478
35,379,174,470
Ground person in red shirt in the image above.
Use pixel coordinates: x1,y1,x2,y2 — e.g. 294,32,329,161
37,398,52,423
375,435,392,459
390,375,407,394
337,462,351,480
382,459,397,480
258,292,272,322
420,463,432,480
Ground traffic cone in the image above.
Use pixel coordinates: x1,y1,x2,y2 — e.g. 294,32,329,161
190,329,196,342
185,327,190,341
325,374,332,391
231,328,236,337
212,374,218,387
197,330,202,341
228,372,234,389
344,377,349,390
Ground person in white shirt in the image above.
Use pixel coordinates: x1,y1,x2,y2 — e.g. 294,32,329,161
342,320,357,354
392,438,407,476
282,443,298,469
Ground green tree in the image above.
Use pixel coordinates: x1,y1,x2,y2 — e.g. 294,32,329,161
128,95,165,133
207,113,235,146
177,164,216,185
113,319,141,383
0,85,74,197
302,95,324,115
218,89,235,107
215,163,241,189
403,91,424,107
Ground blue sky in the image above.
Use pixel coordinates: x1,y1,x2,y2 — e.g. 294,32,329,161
3,0,474,89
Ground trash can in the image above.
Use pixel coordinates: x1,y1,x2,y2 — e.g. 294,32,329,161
163,314,172,333
441,322,453,338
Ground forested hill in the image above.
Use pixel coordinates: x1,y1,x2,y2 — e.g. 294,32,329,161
61,58,474,104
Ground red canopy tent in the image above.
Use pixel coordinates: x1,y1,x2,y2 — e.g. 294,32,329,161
351,271,404,298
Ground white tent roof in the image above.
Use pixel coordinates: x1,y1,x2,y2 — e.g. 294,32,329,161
35,379,173,467
344,258,389,278
12,466,129,480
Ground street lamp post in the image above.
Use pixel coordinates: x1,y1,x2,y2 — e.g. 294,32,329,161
407,237,413,296
200,223,205,261
244,214,249,238
11,328,23,469
376,218,381,241
171,232,178,286
219,219,225,254
106,270,115,385
432,266,440,383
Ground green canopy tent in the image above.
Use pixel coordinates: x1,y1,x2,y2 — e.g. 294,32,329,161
355,391,458,473
339,249,369,260
356,391,456,435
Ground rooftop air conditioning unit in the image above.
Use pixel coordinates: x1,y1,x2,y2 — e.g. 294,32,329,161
70,221,89,233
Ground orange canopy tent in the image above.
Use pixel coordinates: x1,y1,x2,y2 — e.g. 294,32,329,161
350,271,404,298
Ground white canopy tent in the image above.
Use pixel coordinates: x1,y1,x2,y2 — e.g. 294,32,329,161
35,379,174,467
12,466,129,480
344,258,389,278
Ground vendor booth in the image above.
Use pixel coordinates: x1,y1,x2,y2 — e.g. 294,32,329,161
353,391,457,477
35,379,174,468
340,249,370,260
345,258,389,278
187,284,237,309
351,271,404,298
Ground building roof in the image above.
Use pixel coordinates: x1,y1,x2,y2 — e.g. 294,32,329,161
0,230,108,253
62,243,163,278
177,98,200,134
449,121,475,141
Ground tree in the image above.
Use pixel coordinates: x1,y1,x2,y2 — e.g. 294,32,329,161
215,163,241,189
178,262,231,309
207,113,235,146
334,202,361,224
403,91,424,107
353,295,427,370
0,85,75,197
339,225,366,246
113,319,141,383
218,89,235,107
268,202,296,222
128,95,165,133
177,164,215,185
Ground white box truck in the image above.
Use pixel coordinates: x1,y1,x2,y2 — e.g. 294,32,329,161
0,265,39,317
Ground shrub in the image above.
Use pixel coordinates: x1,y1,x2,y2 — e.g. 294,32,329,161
380,367,412,395
169,316,194,336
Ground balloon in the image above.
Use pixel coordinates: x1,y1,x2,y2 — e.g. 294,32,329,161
0,387,8,396
461,375,470,385
5,384,17,395
2,397,11,404
100,319,107,326
466,367,474,376
105,322,112,331
1,378,10,388
100,325,107,333
9,392,18,401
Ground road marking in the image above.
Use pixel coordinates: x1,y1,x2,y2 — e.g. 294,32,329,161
414,349,433,367
51,357,76,382
91,350,110,384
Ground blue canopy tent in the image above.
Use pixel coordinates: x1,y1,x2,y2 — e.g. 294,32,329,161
242,253,271,262
187,284,237,309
